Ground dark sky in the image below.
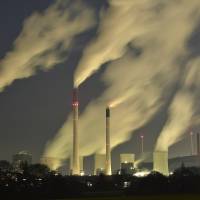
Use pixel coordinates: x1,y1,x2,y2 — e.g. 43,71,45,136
0,0,107,164
0,0,199,174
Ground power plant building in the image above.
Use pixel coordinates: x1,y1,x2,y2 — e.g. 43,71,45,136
94,154,106,175
120,154,135,174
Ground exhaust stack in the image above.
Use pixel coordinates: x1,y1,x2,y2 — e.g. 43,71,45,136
72,88,80,175
105,107,112,175
197,133,200,156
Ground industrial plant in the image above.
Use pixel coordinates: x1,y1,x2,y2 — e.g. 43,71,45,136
40,87,200,177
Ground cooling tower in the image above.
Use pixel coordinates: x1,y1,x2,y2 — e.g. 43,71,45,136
72,88,80,175
94,154,106,175
153,151,169,176
105,107,112,175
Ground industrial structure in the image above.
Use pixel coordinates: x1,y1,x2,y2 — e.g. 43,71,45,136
94,154,106,175
70,156,84,175
58,85,200,176
72,88,80,175
197,133,200,155
120,154,135,174
153,151,169,176
105,107,112,175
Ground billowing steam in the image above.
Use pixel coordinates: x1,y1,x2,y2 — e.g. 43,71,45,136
0,0,94,91
74,0,149,87
155,59,200,151
44,0,200,169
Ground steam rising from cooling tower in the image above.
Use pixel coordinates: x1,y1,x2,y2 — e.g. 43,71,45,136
44,0,200,168
155,59,200,152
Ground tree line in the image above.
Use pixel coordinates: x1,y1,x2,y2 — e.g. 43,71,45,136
0,160,200,199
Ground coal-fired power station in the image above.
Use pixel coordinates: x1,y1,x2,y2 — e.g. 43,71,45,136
72,88,80,175
105,107,112,175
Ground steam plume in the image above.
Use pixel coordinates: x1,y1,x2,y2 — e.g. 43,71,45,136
0,0,94,91
74,0,150,87
44,0,200,169
155,59,200,151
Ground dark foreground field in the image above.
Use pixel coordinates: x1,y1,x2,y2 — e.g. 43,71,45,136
62,195,200,200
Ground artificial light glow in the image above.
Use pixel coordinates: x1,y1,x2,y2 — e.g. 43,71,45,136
134,171,150,177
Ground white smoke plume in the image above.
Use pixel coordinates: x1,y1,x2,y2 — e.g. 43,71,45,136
155,59,200,152
44,0,200,169
0,0,94,91
74,0,151,87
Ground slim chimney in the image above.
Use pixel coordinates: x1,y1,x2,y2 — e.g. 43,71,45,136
72,88,80,175
197,133,200,156
105,107,112,175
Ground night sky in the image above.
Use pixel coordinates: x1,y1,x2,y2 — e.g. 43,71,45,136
0,0,200,174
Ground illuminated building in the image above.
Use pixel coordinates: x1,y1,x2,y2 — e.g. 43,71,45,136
120,154,135,174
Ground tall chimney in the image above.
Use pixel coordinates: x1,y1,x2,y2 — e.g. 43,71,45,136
72,88,80,175
105,107,112,175
197,133,200,156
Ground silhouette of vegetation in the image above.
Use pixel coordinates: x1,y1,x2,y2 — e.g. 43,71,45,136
0,162,200,199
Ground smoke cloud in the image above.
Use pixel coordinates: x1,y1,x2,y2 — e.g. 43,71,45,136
0,0,94,91
155,59,200,151
44,0,200,169
74,0,150,87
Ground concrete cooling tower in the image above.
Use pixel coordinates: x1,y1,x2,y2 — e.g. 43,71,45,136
153,151,169,176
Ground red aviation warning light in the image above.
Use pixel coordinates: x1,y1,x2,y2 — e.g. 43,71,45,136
72,87,79,107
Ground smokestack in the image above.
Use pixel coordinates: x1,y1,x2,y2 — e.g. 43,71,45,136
197,133,200,156
153,151,169,176
105,107,112,175
72,88,80,175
